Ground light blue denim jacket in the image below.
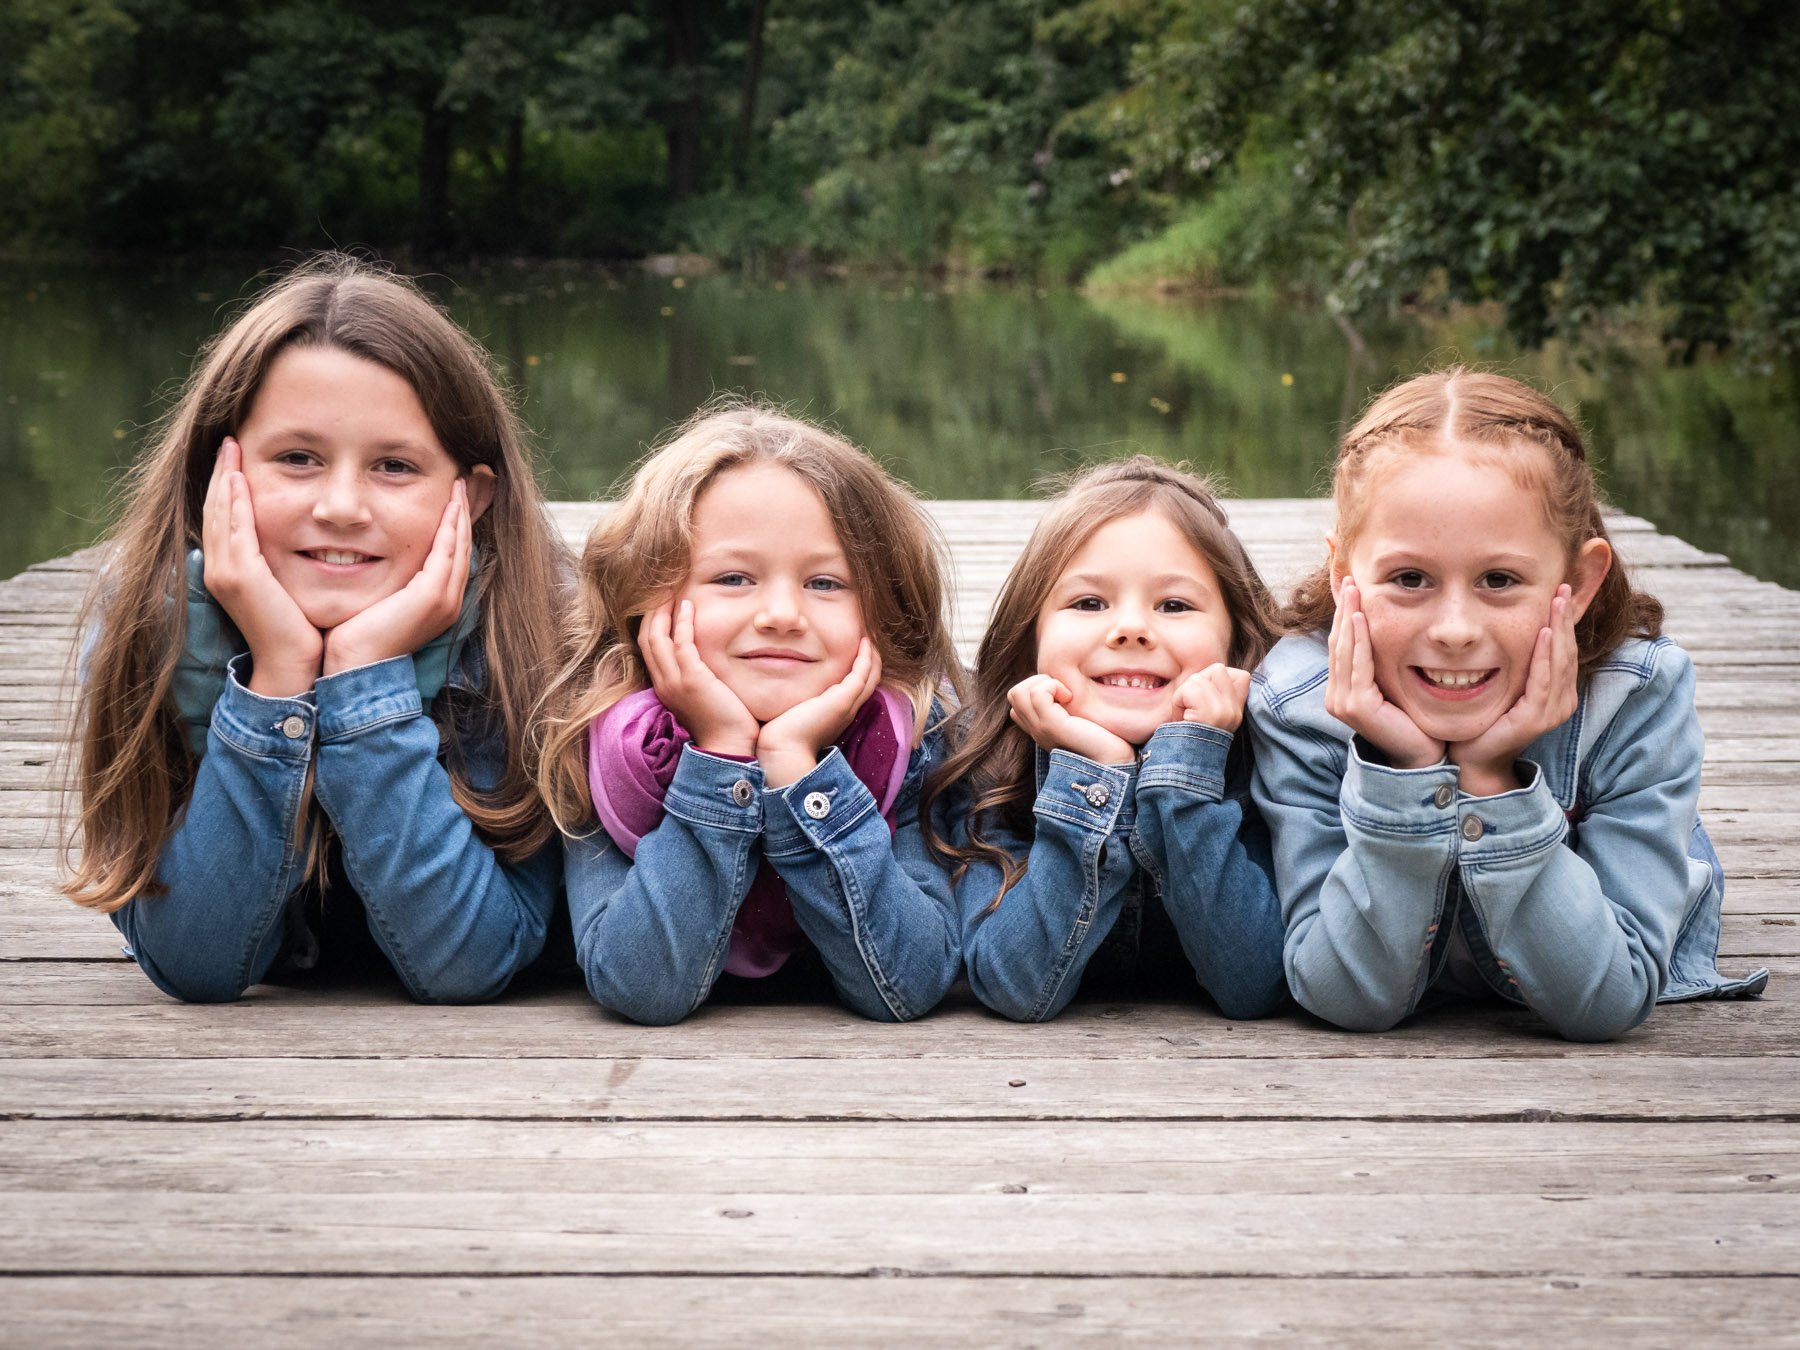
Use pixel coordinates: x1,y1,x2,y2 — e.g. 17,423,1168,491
110,646,563,1004
564,714,959,1024
1248,632,1769,1042
951,722,1289,1022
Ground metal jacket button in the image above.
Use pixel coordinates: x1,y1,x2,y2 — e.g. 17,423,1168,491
1072,781,1111,808
280,715,307,740
730,779,755,807
1461,816,1486,842
803,791,831,820
1433,784,1455,809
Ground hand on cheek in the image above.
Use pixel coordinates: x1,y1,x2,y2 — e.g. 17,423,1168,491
1007,674,1136,766
324,479,472,676
1449,584,1579,796
1324,578,1445,769
201,437,324,697
757,638,882,787
641,598,760,758
1172,664,1251,733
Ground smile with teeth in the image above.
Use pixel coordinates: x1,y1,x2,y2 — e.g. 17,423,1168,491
1095,673,1168,690
1418,667,1494,690
304,549,377,566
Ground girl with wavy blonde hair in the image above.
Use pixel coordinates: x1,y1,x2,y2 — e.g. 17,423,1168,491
537,402,964,1024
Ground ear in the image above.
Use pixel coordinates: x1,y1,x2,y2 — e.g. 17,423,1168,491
1325,532,1344,602
1567,536,1613,621
464,464,497,524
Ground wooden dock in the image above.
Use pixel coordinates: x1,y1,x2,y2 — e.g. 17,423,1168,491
2,501,1794,1345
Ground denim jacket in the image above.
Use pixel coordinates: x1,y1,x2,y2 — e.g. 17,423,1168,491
111,646,563,1004
951,721,1289,1022
1248,632,1769,1042
565,713,959,1024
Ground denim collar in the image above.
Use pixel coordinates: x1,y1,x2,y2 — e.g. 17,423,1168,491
172,547,481,754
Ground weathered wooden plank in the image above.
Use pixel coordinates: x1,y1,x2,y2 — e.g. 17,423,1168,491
3,1117,1792,1196
3,1190,1796,1278
3,1275,1792,1349
1,1054,1793,1121
0,970,1788,1060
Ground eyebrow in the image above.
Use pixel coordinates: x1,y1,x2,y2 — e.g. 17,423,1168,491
253,429,437,455
692,544,851,569
1059,571,1215,593
1366,550,1542,570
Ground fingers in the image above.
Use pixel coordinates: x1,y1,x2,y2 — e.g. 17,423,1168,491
639,601,676,688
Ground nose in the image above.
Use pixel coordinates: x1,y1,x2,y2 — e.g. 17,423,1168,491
311,465,372,528
754,578,806,633
1106,601,1156,648
1425,591,1480,649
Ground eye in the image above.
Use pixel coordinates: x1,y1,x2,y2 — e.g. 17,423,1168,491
805,575,848,593
1069,596,1106,612
711,572,751,588
1479,571,1519,591
1155,598,1195,614
273,449,318,469
372,457,419,476
1391,570,1428,590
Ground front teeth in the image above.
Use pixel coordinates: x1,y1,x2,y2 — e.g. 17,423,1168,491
1099,675,1163,689
1422,668,1488,689
313,550,370,565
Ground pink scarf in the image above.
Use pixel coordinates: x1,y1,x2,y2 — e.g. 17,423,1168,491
588,687,914,977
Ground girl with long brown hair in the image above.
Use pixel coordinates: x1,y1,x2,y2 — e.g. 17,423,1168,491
64,254,567,1002
536,403,964,1024
920,456,1289,1022
1250,368,1767,1041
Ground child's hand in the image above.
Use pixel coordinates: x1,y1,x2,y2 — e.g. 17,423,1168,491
1449,584,1578,796
757,638,882,788
640,598,760,757
201,437,323,697
324,479,472,677
1008,674,1136,765
1171,664,1251,733
1324,577,1445,769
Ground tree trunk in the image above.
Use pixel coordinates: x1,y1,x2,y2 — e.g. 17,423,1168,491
417,101,454,256
735,0,769,184
663,0,705,201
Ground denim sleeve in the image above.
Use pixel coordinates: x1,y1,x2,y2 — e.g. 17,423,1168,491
564,744,765,1025
309,655,561,1005
1454,651,1703,1041
1249,681,1461,1032
761,731,960,1022
110,655,313,1002
955,750,1139,1022
1133,722,1289,1019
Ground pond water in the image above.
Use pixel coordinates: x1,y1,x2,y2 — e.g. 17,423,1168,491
5,259,1799,589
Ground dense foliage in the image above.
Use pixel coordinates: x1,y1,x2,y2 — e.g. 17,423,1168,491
4,0,1796,352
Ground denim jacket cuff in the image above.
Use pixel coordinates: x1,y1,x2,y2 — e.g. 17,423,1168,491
1341,738,1460,836
1137,721,1232,800
763,748,879,855
211,653,318,761
663,744,766,835
315,654,421,743
1035,749,1137,834
1454,759,1569,866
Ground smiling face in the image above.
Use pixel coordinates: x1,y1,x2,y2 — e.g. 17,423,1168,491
237,345,472,630
677,460,866,722
1341,448,1603,745
1034,508,1236,746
